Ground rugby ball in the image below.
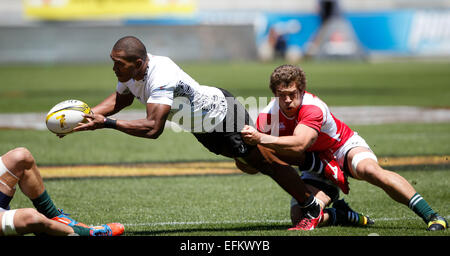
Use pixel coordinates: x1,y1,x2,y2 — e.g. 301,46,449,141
46,99,91,135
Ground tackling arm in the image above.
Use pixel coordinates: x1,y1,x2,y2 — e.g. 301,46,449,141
241,124,318,158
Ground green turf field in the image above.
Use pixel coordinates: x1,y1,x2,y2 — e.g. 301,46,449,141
1,61,450,113
9,169,449,236
0,61,449,237
0,123,449,165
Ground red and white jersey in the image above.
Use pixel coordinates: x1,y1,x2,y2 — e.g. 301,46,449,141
256,91,354,153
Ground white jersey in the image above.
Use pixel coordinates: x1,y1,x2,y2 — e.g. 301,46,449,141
116,54,228,132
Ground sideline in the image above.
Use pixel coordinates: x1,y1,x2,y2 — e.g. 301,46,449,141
1,106,450,130
38,155,449,178
123,215,450,227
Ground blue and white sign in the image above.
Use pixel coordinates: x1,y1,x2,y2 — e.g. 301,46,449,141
255,10,450,58
347,10,450,56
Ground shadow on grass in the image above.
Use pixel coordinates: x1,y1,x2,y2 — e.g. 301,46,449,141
126,223,290,236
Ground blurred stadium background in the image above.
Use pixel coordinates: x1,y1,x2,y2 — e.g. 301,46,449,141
1,0,450,63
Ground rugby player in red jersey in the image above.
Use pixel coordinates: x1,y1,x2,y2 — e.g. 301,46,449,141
242,64,447,231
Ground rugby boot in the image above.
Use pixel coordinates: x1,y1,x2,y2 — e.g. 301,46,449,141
319,151,349,194
89,223,125,236
332,199,374,226
51,209,90,228
288,208,324,231
427,213,448,231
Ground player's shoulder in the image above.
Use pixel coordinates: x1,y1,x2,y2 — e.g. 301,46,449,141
302,91,329,110
303,91,323,104
150,54,176,67
299,91,330,121
147,55,180,81
299,92,328,116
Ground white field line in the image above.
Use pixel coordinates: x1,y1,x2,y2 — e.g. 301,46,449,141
123,215,450,227
1,106,450,130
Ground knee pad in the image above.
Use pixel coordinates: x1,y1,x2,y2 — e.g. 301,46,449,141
0,157,20,191
351,152,378,173
1,209,18,236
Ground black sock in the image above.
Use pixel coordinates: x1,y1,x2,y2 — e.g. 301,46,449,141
299,195,321,218
333,207,350,225
324,208,337,225
0,191,12,210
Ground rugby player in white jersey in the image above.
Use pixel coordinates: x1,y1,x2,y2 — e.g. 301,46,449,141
72,36,335,229
0,147,124,236
241,64,447,231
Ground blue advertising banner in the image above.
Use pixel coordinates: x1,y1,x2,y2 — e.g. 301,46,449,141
346,11,413,54
256,10,450,57
124,9,450,58
255,13,321,48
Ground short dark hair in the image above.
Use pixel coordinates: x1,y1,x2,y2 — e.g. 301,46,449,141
113,36,148,62
269,64,307,93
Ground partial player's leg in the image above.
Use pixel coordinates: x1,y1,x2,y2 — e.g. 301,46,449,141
201,90,322,229
1,147,45,199
299,151,349,194
347,146,447,231
238,146,323,230
290,172,373,228
347,147,416,205
0,208,75,236
1,147,125,236
1,208,124,236
1,147,68,219
290,184,330,226
329,199,374,226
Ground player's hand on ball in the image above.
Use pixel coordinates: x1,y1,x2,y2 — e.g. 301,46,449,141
46,99,92,138
241,125,262,145
73,113,106,132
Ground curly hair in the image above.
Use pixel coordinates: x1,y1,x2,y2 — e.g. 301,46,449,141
269,64,307,93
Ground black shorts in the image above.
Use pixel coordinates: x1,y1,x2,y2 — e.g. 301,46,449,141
192,88,255,158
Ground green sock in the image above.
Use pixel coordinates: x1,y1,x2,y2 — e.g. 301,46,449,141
71,225,91,236
408,193,436,223
31,190,61,219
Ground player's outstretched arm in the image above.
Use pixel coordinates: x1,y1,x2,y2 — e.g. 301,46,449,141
113,103,170,139
73,103,170,139
91,92,134,117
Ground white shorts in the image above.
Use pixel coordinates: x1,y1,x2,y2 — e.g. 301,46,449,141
291,133,376,207
334,133,375,169
1,209,17,236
